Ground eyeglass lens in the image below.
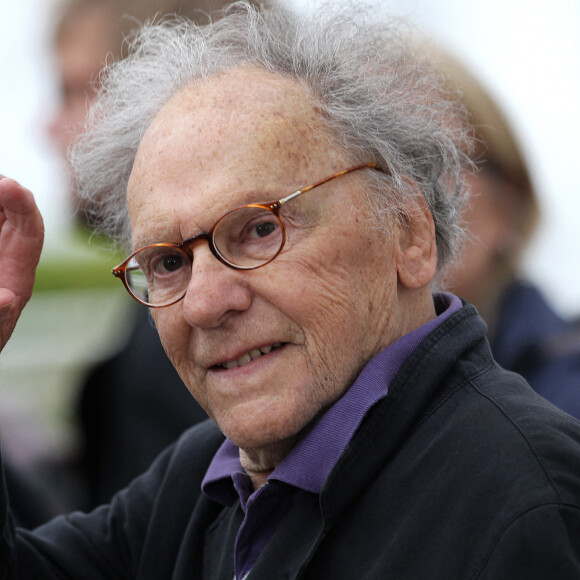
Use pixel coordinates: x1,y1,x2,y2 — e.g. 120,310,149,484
126,205,284,306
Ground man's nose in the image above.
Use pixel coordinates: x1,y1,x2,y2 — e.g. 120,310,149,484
181,245,252,329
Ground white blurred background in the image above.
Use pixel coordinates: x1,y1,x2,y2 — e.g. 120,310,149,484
0,0,70,235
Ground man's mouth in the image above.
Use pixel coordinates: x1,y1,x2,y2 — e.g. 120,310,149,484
214,343,284,370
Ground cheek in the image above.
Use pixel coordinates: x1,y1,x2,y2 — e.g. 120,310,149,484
279,245,391,368
316,235,398,350
152,309,194,377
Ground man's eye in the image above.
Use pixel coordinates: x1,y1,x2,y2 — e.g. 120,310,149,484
162,254,185,273
252,221,278,238
151,253,187,275
167,255,184,271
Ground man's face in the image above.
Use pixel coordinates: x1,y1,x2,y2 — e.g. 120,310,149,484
127,68,409,453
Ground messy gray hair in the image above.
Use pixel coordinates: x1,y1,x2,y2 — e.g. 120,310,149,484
71,1,473,271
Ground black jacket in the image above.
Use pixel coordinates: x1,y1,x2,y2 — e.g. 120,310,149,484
2,303,580,579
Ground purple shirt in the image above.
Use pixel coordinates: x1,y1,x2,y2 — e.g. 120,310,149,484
202,293,462,579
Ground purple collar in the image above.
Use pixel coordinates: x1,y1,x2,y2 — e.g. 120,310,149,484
203,293,462,502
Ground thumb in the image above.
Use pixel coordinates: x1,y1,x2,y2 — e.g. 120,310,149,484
0,288,16,309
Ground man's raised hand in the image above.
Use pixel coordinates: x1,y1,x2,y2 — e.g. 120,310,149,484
0,176,44,351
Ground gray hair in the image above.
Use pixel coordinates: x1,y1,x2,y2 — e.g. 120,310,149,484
71,1,473,271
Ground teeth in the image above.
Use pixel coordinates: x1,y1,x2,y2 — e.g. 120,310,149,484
218,343,283,369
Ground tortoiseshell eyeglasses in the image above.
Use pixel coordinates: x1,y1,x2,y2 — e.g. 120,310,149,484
112,162,384,307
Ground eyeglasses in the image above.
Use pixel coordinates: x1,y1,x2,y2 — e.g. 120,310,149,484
112,162,383,307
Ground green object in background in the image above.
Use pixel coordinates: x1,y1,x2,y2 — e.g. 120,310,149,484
33,227,124,293
0,227,134,469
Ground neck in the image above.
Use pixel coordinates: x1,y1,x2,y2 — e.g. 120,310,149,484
239,436,298,490
398,285,437,336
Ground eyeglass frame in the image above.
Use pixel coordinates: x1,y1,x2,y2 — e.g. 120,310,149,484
112,161,385,308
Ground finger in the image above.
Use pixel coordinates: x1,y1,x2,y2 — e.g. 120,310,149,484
0,176,44,351
0,288,15,309
0,176,44,304
0,177,44,239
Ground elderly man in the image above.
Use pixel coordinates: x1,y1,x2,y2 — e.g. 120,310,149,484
1,2,580,578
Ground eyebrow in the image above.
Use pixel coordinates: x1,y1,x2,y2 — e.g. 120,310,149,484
129,163,382,251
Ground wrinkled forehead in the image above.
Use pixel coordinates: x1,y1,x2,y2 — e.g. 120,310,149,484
127,68,348,241
143,66,338,162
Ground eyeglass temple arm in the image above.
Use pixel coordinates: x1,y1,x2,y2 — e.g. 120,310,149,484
277,162,383,207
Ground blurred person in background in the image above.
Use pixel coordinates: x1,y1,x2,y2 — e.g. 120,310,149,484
435,46,580,420
6,0,255,525
48,0,239,224
47,0,234,509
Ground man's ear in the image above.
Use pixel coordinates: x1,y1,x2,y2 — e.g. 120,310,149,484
396,190,438,290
